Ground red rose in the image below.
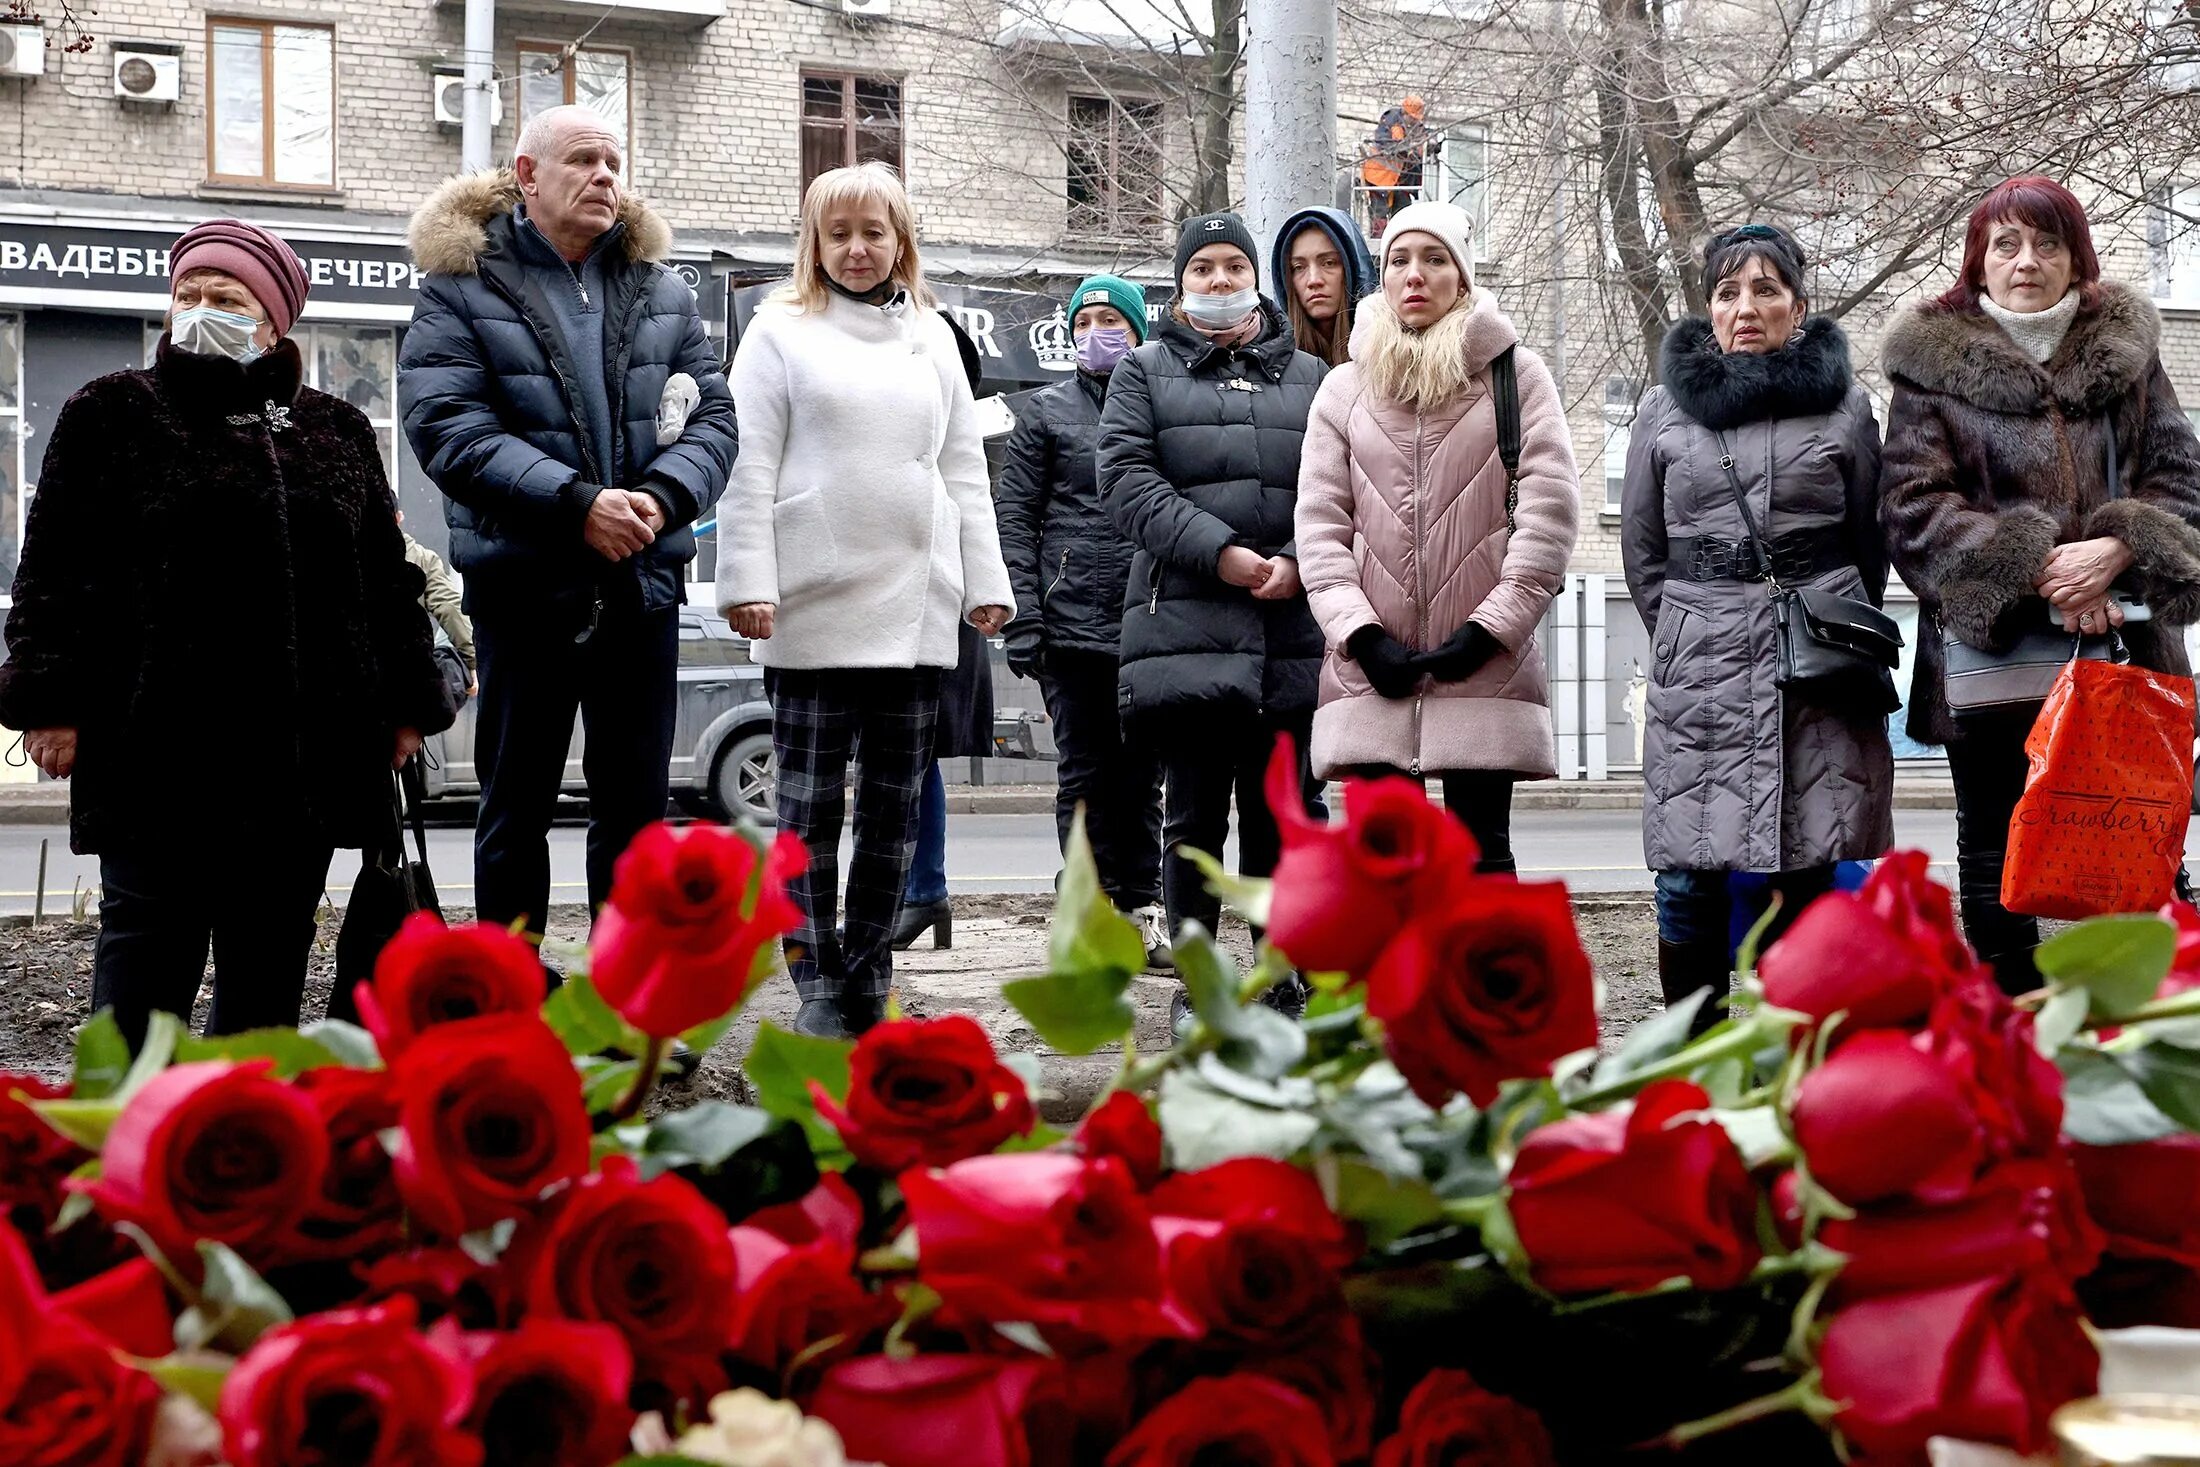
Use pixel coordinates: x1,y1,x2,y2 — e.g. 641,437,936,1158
84,1060,328,1271
1789,1031,1985,1206
1758,851,1977,1031
1373,1369,1557,1467
589,822,806,1038
1816,1158,2102,1300
813,1016,1036,1171
456,1320,634,1467
219,1298,480,1467
354,1246,512,1330
2072,1136,2200,1326
389,1014,591,1237
1147,1158,1356,1269
1265,739,1479,976
1818,1270,2097,1461
48,1259,175,1359
280,1065,401,1263
1075,1091,1166,1191
354,915,546,1061
740,1172,865,1248
724,1223,888,1377
1924,985,2062,1162
901,1153,1173,1343
1370,881,1598,1106
1236,1322,1378,1462
1158,1222,1344,1349
0,1316,160,1467
505,1155,736,1357
1,1073,83,1224
809,1353,1065,1467
1507,1080,1760,1294
1105,1374,1336,1467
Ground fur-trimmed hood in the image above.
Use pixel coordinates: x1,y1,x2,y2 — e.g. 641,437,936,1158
407,167,674,277
1881,279,2160,416
1660,315,1853,431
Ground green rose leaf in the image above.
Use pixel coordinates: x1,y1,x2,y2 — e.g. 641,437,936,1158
25,1096,123,1151
1586,989,1710,1091
640,1101,781,1171
1174,926,1305,1080
174,1028,347,1078
1322,1154,1445,1249
175,1241,293,1354
68,1011,130,1101
1180,845,1273,930
132,1354,231,1412
2033,986,2091,1058
2058,1047,2184,1144
542,972,636,1057
1049,810,1148,980
2036,914,2177,1019
1003,969,1135,1056
1157,1068,1318,1171
298,1019,381,1069
2121,1041,2200,1132
745,1022,854,1168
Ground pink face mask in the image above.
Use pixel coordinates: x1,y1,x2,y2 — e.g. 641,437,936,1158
1074,326,1134,373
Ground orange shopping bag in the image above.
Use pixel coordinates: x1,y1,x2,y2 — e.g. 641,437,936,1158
2003,655,2197,920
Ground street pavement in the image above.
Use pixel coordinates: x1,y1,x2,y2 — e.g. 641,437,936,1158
0,805,2176,913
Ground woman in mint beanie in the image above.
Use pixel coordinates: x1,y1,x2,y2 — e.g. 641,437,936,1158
994,272,1169,967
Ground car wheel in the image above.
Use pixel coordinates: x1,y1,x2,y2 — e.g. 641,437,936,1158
714,730,778,826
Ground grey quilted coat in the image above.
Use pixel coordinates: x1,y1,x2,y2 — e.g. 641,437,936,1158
1621,316,1895,873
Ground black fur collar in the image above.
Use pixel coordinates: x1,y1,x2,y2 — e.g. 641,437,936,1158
153,336,305,415
1881,281,2160,416
1659,315,1853,430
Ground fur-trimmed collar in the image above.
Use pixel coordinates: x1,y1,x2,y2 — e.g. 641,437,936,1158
1659,315,1852,431
1881,280,2160,416
407,167,673,277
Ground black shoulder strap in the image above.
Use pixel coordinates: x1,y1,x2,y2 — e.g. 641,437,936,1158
1491,345,1521,531
1710,429,1777,585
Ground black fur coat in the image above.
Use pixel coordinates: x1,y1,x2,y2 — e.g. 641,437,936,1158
0,340,454,853
1880,282,2200,744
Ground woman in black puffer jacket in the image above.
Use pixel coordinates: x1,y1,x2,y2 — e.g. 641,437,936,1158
1099,213,1328,991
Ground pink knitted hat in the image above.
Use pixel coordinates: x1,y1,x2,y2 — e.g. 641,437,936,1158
170,218,311,336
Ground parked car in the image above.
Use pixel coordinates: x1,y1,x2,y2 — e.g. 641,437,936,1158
418,606,778,824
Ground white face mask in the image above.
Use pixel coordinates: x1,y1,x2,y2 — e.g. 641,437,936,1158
171,305,266,364
1182,284,1260,329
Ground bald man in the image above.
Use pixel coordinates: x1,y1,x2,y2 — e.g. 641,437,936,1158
400,105,737,945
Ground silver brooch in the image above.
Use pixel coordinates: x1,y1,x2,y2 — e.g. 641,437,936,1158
264,401,294,432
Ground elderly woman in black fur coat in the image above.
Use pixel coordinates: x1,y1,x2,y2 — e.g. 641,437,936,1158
0,219,452,1051
1622,224,1893,1030
1882,177,2200,995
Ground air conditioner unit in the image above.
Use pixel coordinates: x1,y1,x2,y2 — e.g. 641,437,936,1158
432,70,503,129
0,25,44,78
114,46,181,103
842,0,893,15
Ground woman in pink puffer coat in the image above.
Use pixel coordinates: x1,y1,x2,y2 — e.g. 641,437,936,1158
1293,201,1581,872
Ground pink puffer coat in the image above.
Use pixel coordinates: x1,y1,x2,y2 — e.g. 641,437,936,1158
1294,291,1581,780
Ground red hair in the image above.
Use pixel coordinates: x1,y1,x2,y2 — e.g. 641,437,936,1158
1936,176,2101,311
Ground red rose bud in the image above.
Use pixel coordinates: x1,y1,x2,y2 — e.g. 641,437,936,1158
738,1172,865,1248
1924,983,2063,1163
1373,1368,1558,1467
1507,1080,1761,1295
1818,1270,2097,1462
1265,736,1480,976
1147,1157,1357,1270
1372,880,1598,1106
280,1065,402,1264
456,1319,634,1467
84,1059,328,1272
505,1155,736,1357
813,1015,1036,1172
1105,1373,1337,1467
811,1353,1065,1467
1790,1030,1985,1206
902,1152,1173,1343
1818,1157,2103,1300
1076,1090,1167,1191
724,1221,888,1377
389,1013,591,1237
1758,851,1976,1031
589,822,806,1038
354,914,546,1061
219,1298,480,1467
0,1072,84,1223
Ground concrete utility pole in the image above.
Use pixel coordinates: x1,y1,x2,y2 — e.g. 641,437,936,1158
462,0,496,172
1243,0,1337,292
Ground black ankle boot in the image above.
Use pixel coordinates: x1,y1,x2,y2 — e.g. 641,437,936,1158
792,999,851,1040
892,899,952,951
1657,938,1730,1036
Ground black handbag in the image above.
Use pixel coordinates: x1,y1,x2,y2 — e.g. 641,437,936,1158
327,766,442,1025
1712,430,1903,703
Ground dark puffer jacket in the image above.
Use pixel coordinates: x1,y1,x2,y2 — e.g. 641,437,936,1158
0,342,454,854
1098,304,1328,729
398,170,737,616
997,373,1134,657
1881,282,2200,745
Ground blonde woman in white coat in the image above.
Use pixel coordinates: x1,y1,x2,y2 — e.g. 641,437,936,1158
720,163,1013,1039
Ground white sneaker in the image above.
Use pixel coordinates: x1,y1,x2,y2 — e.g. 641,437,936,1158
1133,905,1174,972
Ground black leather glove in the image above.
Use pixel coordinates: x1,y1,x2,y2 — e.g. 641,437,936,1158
1005,623,1045,681
1416,622,1501,683
1346,623,1422,699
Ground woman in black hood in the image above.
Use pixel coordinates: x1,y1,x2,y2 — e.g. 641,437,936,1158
1270,207,1378,367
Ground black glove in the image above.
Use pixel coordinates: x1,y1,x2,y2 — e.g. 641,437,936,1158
1005,623,1045,681
1416,622,1501,683
1346,624,1422,699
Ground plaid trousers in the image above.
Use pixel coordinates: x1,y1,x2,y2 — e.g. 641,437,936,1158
765,667,944,1004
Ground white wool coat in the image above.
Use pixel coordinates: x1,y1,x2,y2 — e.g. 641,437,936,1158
717,292,1014,669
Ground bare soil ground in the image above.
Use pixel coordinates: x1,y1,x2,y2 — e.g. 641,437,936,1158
0,894,1664,1122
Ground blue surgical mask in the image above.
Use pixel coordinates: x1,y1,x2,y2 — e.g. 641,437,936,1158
1074,325,1133,374
171,305,265,364
1182,284,1261,329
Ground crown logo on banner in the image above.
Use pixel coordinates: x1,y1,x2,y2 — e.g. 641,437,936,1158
1028,310,1077,372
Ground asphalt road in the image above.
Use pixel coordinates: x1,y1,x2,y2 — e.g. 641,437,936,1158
0,805,2135,913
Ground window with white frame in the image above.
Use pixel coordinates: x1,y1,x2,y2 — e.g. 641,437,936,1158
1603,377,1638,512
2155,185,2200,305
142,320,400,479
208,19,336,189
1424,127,1490,259
519,42,632,170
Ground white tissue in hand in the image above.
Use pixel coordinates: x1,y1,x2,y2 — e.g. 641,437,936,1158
656,372,700,446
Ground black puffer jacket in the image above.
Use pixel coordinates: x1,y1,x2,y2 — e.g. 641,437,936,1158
1098,304,1328,729
0,342,454,854
997,373,1134,656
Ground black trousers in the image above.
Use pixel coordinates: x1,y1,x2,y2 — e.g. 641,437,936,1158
768,667,942,1006
1042,648,1162,909
1162,709,1318,943
94,835,334,1052
472,599,678,932
1351,767,1520,876
1945,710,2045,995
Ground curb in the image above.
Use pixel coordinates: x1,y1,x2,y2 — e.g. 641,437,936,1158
947,782,1961,814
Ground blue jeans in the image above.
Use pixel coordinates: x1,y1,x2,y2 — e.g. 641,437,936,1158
1655,866,1837,959
904,761,950,907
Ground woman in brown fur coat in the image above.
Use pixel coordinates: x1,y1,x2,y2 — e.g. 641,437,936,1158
1881,175,2200,994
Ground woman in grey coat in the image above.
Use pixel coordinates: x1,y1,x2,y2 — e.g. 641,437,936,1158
1622,224,1894,1027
